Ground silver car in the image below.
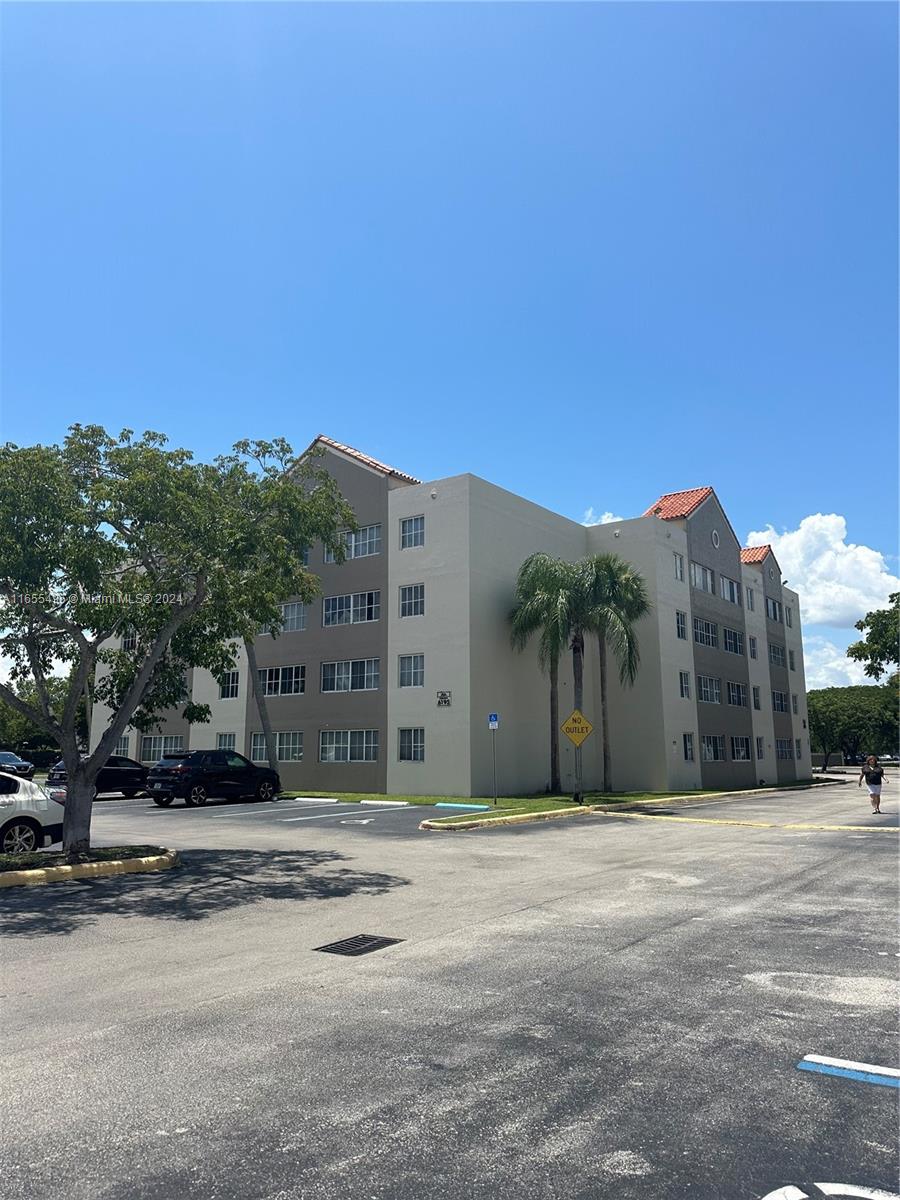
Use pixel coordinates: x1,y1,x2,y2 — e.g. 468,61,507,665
0,771,65,853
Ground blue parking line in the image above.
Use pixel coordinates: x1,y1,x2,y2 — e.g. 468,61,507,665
796,1061,900,1088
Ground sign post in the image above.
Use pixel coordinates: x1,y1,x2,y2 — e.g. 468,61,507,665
488,713,499,805
561,709,594,804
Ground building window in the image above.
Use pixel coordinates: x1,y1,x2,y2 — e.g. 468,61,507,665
746,588,755,612
300,546,309,566
399,654,425,688
769,643,786,668
674,552,684,582
121,629,137,653
323,591,381,626
727,681,747,707
257,665,305,696
720,575,742,605
400,584,425,618
321,659,380,692
772,691,788,713
683,732,695,762
690,562,715,594
701,734,726,762
280,602,307,632
765,597,783,623
679,670,691,699
731,736,751,761
318,729,379,763
756,736,765,760
697,675,721,704
324,524,383,563
752,686,761,711
114,735,130,757
216,733,236,752
789,649,796,671
723,628,744,655
676,610,687,640
791,693,799,715
401,515,425,549
795,738,802,758
693,617,718,648
141,735,184,762
776,738,794,760
251,732,303,762
219,670,239,700
398,727,425,762
749,635,758,660
785,606,793,628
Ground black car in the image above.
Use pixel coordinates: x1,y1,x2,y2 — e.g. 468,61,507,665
146,750,280,807
0,751,36,780
46,755,148,798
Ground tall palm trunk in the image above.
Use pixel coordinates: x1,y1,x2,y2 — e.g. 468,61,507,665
572,632,584,802
549,655,560,793
598,631,611,793
244,637,278,773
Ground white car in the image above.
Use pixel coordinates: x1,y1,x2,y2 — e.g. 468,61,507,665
0,770,65,853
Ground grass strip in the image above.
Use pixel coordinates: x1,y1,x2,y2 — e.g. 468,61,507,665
0,845,166,872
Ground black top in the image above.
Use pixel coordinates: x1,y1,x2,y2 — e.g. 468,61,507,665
864,766,884,785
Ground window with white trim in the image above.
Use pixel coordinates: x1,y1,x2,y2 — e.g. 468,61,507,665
676,610,687,640
683,732,694,762
121,629,137,653
795,738,802,758
749,635,758,660
697,675,721,704
731,736,751,761
401,515,425,549
746,588,755,612
727,681,747,707
141,735,184,762
791,693,798,714
251,731,303,761
785,606,793,628
776,738,793,760
216,733,236,752
257,665,305,696
318,729,379,763
399,654,424,688
679,670,691,699
690,562,715,594
693,617,718,648
398,727,425,762
756,736,765,760
321,659,380,692
114,735,130,757
720,575,742,606
769,643,786,668
723,628,744,655
673,552,684,582
280,602,307,632
765,597,783,623
219,670,239,699
701,734,726,762
400,584,425,618
323,591,381,626
324,525,382,563
772,691,788,713
752,686,761,710
789,649,796,671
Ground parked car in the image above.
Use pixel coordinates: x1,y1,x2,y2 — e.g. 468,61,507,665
0,771,65,852
46,755,148,798
0,751,36,780
146,750,280,807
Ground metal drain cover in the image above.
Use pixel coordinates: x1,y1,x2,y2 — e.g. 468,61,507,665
314,934,404,957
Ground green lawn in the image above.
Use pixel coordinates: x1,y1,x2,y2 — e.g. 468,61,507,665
279,789,716,808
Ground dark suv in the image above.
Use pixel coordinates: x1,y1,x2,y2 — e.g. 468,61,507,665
146,750,280,807
46,755,148,797
0,751,36,780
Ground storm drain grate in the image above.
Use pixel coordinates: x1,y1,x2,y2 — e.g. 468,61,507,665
314,934,404,957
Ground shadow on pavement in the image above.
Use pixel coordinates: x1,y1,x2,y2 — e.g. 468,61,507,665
0,848,410,937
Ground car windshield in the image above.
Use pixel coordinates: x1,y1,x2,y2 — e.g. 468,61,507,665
0,752,21,762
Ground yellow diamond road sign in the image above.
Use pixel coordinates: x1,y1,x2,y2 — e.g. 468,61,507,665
561,709,594,747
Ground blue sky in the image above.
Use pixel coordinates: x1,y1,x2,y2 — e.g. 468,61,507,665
1,2,896,685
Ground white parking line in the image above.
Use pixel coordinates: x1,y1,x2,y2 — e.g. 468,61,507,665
280,809,402,823
142,801,341,818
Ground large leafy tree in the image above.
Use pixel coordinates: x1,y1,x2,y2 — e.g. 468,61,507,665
585,553,651,793
509,553,571,793
0,426,353,856
0,675,89,752
808,686,898,769
846,593,899,683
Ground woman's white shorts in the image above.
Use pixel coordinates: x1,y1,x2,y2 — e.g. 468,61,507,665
867,784,882,797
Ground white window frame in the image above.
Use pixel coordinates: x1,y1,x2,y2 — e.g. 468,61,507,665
114,735,130,757
324,525,383,563
765,597,783,623
719,575,742,606
121,630,137,653
251,731,303,762
785,606,793,628
216,733,236,751
730,736,751,761
697,675,721,704
776,738,794,760
398,653,425,688
693,617,718,648
219,670,239,700
674,552,684,582
701,734,726,762
318,729,379,763
690,562,715,594
772,691,788,713
400,515,425,550
789,649,796,672
676,610,687,640
683,732,694,762
398,727,425,762
795,738,802,758
679,670,691,699
727,681,747,707
257,665,305,697
320,659,380,693
323,591,381,626
769,643,786,668
791,693,799,714
723,628,744,655
749,635,758,660
746,588,755,612
280,601,307,632
141,734,184,762
752,686,761,711
756,736,765,760
399,583,425,618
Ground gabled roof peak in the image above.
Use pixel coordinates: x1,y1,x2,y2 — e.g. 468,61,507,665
740,545,772,565
643,486,714,521
303,435,421,484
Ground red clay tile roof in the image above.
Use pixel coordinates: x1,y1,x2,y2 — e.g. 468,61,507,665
305,435,421,485
643,487,714,520
740,545,771,564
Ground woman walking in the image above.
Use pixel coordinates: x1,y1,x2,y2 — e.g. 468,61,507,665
858,755,885,814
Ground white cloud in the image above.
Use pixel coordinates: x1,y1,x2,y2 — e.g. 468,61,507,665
582,507,624,527
802,634,875,690
746,514,899,628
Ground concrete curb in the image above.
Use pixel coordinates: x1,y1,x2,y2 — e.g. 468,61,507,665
420,806,594,832
0,848,180,888
591,780,844,814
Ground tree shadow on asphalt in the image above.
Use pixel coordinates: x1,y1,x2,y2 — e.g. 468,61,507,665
0,848,410,937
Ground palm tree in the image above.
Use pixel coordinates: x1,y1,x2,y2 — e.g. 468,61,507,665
561,559,603,802
584,553,651,793
509,553,571,793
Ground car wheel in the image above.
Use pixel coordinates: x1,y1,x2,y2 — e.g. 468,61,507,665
186,785,207,807
1,819,43,854
152,795,173,807
255,780,275,803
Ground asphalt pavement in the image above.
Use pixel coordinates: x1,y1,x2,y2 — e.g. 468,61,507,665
1,780,897,1200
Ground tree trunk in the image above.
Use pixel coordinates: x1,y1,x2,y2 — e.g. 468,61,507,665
244,637,278,773
62,746,96,859
598,632,611,793
549,655,560,793
572,633,584,803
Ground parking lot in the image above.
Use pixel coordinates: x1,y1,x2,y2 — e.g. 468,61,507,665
1,780,897,1200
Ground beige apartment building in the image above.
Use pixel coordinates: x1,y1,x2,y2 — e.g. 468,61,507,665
89,436,811,795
